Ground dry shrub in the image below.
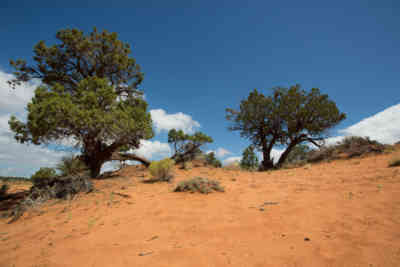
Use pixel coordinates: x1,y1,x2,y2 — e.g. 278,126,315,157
389,157,400,167
8,175,93,223
307,136,385,163
149,158,175,182
174,177,224,194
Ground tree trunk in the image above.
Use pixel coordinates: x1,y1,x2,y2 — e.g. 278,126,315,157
276,141,298,168
109,152,151,167
88,158,103,178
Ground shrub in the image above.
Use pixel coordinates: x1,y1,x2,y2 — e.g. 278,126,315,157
336,136,385,157
205,152,222,168
31,167,57,185
173,177,224,194
56,155,88,177
0,184,9,200
389,157,400,167
182,161,193,170
149,158,175,182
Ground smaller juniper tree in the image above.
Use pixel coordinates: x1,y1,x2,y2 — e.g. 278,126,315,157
205,152,222,168
240,145,259,170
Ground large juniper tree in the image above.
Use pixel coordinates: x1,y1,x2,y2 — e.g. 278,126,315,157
8,28,154,178
226,85,346,170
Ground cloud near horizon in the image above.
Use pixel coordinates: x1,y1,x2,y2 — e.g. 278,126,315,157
206,147,232,158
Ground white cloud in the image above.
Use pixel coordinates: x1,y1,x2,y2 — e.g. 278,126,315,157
337,103,400,144
150,109,200,134
0,70,68,177
132,139,172,159
0,71,38,116
223,156,241,166
206,147,232,158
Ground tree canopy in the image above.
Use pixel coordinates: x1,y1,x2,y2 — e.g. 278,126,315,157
168,129,213,163
8,28,153,177
226,85,346,170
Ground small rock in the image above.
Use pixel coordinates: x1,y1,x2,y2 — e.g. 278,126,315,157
259,208,265,211
138,251,153,256
304,237,310,242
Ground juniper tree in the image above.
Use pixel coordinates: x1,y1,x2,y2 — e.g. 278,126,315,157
168,129,213,163
8,28,153,178
226,85,346,170
240,145,259,170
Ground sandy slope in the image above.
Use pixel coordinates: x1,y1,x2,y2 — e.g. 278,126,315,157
1,152,400,267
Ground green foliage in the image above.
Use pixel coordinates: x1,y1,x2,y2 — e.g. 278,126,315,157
240,145,259,170
149,158,175,182
205,152,222,168
56,155,88,177
389,157,400,167
168,129,213,163
8,28,153,178
173,177,224,194
30,167,57,184
226,85,346,170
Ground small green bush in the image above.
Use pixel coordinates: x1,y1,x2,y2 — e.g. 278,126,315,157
182,161,193,170
240,145,259,170
31,167,57,185
174,177,224,194
389,157,400,167
149,158,175,182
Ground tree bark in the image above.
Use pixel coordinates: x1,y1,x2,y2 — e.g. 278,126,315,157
109,152,151,167
275,141,298,168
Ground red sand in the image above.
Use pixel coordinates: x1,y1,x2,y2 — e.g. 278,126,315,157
1,152,400,267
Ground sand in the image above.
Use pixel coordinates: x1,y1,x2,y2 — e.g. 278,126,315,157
1,152,400,267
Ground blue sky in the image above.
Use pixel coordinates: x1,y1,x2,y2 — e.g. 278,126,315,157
0,1,399,176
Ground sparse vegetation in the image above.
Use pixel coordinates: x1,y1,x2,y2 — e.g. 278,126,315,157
307,136,386,163
148,158,175,182
205,152,222,168
173,177,224,194
223,161,241,171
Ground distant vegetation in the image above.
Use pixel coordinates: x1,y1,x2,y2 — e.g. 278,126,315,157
240,145,259,171
0,176,30,182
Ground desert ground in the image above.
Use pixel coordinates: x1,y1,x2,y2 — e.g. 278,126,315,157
1,152,400,267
